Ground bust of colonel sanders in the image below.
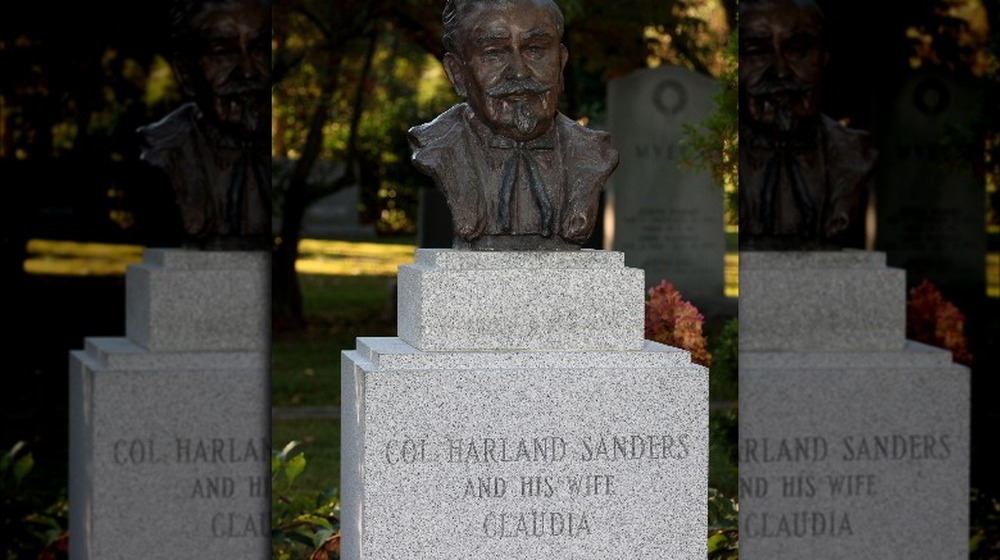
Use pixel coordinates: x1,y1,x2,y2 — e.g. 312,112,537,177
138,0,271,250
738,0,876,250
408,0,619,251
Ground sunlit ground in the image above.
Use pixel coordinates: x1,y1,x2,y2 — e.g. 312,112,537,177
21,238,417,277
724,253,738,297
21,238,998,300
295,239,415,276
23,239,144,275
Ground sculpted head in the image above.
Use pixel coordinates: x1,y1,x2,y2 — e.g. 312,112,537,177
739,0,827,138
442,0,569,142
169,0,271,137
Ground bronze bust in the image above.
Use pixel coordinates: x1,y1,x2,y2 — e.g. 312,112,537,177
408,0,619,250
738,0,876,250
138,0,271,250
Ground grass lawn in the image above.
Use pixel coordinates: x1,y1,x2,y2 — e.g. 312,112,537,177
271,237,416,408
272,274,397,408
271,417,341,497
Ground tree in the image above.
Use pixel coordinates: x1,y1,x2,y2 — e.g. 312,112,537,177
271,0,455,329
681,27,738,223
1,2,192,252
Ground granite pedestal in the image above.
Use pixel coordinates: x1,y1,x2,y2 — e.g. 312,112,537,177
342,249,709,559
69,249,270,560
739,251,970,559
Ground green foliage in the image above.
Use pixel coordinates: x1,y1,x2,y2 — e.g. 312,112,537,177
707,319,738,498
707,487,739,559
271,441,340,560
708,317,738,403
970,487,1000,558
706,315,738,554
272,1,459,235
2,4,179,162
681,26,738,224
1,442,68,560
709,407,738,498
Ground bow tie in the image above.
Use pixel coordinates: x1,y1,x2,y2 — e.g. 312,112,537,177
759,150,816,237
745,124,819,154
226,150,270,235
489,135,555,151
489,135,555,235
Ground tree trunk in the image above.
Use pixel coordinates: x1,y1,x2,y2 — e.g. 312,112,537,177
271,57,342,331
272,32,378,331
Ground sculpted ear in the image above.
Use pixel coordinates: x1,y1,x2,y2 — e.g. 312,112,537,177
443,52,467,98
558,44,569,92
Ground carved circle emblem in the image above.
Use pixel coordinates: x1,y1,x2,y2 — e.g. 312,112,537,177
913,77,949,116
652,79,687,117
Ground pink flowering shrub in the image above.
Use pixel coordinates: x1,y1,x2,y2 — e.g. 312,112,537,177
644,280,712,367
906,280,973,366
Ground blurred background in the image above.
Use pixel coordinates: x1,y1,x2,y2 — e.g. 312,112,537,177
3,0,998,558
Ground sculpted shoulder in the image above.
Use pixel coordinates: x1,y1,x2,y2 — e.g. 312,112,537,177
137,102,201,169
407,104,472,176
408,104,469,150
555,112,619,177
821,115,877,175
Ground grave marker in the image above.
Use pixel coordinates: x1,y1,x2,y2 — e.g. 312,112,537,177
606,65,727,312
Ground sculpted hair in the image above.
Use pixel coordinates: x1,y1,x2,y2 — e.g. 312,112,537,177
442,0,565,54
169,0,271,55
739,0,825,32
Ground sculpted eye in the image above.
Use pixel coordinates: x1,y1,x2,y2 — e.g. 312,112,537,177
784,38,815,57
741,44,769,57
208,43,239,57
481,47,506,61
524,45,546,58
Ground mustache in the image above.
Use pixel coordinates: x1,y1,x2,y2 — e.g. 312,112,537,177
487,78,551,98
746,79,811,97
216,78,269,96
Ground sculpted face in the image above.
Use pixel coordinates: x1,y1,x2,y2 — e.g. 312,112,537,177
175,1,271,136
444,0,568,142
739,0,826,136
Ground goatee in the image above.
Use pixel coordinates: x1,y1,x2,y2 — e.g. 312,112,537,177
513,101,537,135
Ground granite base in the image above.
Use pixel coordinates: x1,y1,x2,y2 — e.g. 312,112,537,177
69,249,270,559
341,337,708,560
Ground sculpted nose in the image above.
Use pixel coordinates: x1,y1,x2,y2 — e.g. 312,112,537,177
506,52,530,79
772,52,790,80
239,46,258,79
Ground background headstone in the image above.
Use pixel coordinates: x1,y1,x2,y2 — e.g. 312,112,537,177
606,65,727,314
874,67,986,310
302,184,375,239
